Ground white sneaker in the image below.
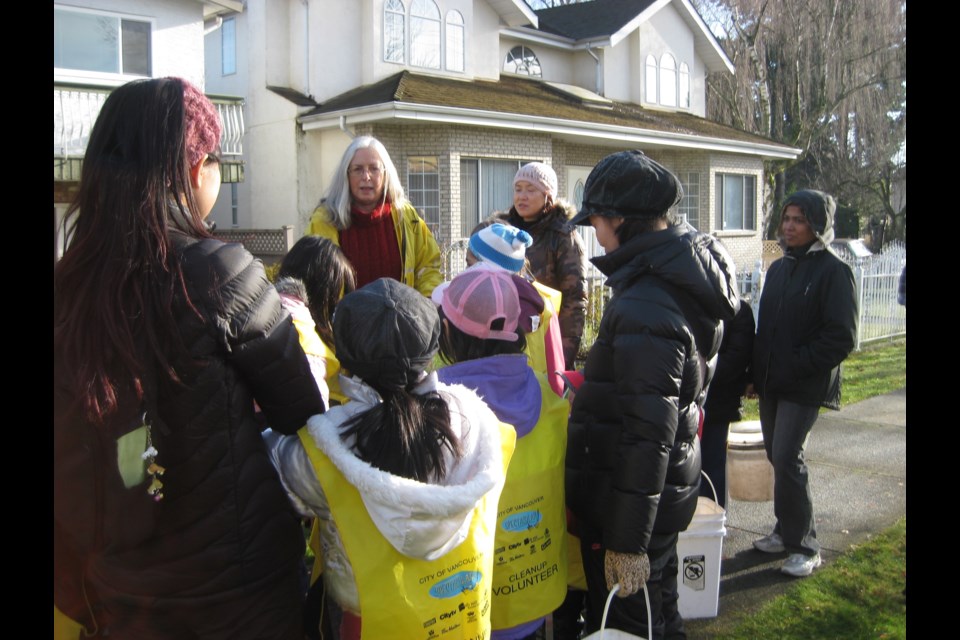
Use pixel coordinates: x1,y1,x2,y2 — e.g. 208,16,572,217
753,532,785,553
781,552,822,577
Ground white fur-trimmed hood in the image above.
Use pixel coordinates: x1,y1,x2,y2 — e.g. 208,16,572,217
304,373,506,560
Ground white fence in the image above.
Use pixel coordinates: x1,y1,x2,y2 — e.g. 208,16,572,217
842,240,906,348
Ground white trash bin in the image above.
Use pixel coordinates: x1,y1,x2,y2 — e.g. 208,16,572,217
676,490,726,619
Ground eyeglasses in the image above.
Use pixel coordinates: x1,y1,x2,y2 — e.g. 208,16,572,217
349,164,383,178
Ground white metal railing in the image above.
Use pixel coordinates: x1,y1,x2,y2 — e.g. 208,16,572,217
848,241,906,348
54,84,245,161
212,97,245,157
54,85,109,159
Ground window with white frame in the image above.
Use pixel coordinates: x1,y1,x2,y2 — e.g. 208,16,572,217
445,11,464,72
222,17,236,76
410,0,441,69
645,55,658,103
54,7,151,77
504,46,542,77
384,0,405,63
659,53,677,107
716,173,757,231
679,62,690,109
408,157,441,237
460,158,533,237
645,53,692,110
678,172,700,228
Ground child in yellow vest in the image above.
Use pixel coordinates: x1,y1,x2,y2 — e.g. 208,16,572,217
276,236,357,406
264,278,514,640
458,222,567,396
434,269,569,640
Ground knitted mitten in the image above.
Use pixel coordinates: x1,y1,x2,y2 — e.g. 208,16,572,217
604,550,650,597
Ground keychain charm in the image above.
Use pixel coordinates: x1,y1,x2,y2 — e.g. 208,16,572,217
140,413,166,502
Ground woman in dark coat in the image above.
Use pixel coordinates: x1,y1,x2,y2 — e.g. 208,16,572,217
566,151,739,639
54,77,324,639
496,162,588,368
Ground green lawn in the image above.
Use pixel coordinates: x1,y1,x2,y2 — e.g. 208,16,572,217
742,337,906,420
716,518,907,640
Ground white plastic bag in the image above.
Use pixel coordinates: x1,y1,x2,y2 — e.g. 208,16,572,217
581,583,652,640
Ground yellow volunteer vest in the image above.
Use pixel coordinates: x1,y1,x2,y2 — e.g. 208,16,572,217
290,315,347,407
298,424,516,640
525,283,562,392
490,376,569,630
318,339,347,406
53,605,83,640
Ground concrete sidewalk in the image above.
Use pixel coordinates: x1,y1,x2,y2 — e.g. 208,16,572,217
684,388,907,639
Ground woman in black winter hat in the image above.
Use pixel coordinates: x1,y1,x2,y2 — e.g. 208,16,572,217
264,278,514,640
566,151,739,639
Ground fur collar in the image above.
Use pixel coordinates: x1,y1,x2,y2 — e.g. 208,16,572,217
304,375,505,560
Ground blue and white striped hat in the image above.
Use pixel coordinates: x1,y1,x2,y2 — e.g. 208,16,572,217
468,223,533,273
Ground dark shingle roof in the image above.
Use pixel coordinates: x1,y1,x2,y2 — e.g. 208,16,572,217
534,0,657,41
302,71,793,151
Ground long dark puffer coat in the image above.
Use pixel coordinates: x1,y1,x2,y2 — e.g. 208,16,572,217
54,231,324,637
566,223,739,554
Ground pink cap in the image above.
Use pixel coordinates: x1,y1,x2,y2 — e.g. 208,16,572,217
440,269,520,342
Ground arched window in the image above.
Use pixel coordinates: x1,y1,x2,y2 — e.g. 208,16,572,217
679,62,690,109
410,0,440,69
645,54,658,103
659,53,677,107
445,10,464,72
504,45,541,77
384,0,405,64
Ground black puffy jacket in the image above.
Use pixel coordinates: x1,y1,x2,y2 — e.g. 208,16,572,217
54,231,323,634
752,248,858,409
566,224,739,554
703,302,756,424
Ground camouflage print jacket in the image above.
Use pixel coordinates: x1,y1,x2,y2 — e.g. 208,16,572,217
497,201,588,369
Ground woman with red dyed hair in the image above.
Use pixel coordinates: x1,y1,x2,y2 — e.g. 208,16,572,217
54,77,323,639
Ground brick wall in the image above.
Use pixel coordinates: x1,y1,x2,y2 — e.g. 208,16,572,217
356,124,766,271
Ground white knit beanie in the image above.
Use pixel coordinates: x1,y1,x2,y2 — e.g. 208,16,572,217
514,162,558,199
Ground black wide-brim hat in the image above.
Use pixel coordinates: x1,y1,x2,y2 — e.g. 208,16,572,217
571,150,682,226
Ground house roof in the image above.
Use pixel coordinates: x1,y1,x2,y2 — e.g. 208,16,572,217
521,0,733,74
534,0,658,41
298,71,798,160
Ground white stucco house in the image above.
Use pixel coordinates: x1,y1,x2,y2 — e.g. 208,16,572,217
53,0,246,260
204,0,801,270
60,0,798,271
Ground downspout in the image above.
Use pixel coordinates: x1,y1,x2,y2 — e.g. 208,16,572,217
302,0,310,97
339,115,356,139
585,43,603,96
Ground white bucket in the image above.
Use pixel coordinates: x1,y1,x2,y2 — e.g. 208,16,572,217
727,420,775,502
677,494,726,619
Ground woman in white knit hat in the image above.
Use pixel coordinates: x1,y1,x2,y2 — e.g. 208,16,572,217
495,162,588,369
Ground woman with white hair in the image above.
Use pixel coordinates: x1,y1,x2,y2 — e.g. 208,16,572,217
306,136,443,296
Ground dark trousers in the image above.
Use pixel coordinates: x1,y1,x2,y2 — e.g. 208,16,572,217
698,416,730,508
759,396,821,556
579,525,685,640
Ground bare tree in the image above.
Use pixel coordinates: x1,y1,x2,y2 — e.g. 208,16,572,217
695,0,906,241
